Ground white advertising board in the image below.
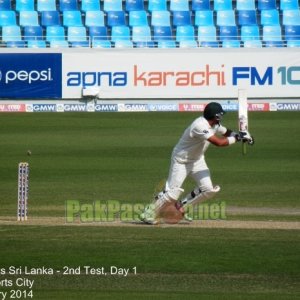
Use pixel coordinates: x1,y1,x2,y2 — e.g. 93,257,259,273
62,48,300,99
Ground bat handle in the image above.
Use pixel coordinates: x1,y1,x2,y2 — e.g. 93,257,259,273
242,142,247,155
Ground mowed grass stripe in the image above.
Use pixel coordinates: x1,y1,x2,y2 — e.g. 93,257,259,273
0,112,299,217
0,226,299,299
0,226,299,275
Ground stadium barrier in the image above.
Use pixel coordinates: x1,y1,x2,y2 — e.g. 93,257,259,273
0,48,299,101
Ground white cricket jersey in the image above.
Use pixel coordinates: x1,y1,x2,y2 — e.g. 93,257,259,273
172,116,227,163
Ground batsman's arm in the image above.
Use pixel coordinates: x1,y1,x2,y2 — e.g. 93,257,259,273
208,134,239,147
223,129,254,145
223,129,236,137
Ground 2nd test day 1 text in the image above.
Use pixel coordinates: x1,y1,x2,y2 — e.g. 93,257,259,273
1,266,136,277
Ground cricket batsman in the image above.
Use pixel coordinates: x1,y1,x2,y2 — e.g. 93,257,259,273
140,102,254,224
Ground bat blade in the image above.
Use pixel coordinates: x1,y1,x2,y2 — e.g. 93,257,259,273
238,89,248,155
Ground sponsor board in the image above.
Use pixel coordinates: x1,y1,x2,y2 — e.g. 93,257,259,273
64,104,87,112
24,103,119,112
0,104,26,112
31,104,57,112
3,101,300,113
179,103,238,112
148,103,178,111
248,103,269,111
95,104,118,112
62,50,300,99
26,103,87,112
1,50,300,99
118,103,148,112
56,104,65,112
86,103,95,112
269,103,278,111
276,103,300,111
0,53,62,99
179,103,206,112
26,104,33,112
221,103,238,111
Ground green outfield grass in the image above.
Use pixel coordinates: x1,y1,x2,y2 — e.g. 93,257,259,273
0,111,299,299
0,226,299,300
0,111,299,216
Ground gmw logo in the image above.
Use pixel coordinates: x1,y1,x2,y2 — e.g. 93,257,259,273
0,68,53,84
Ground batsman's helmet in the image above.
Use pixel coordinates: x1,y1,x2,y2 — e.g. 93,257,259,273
203,102,225,121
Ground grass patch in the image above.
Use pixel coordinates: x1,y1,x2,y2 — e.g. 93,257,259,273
227,214,300,222
0,226,299,299
0,111,299,299
0,112,299,216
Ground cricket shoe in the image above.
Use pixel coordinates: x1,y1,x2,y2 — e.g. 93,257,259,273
175,201,193,223
183,212,193,222
139,204,158,225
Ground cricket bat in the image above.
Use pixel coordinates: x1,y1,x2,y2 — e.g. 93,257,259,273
238,89,248,155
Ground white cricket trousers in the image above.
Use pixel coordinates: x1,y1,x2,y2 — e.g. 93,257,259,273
165,156,214,194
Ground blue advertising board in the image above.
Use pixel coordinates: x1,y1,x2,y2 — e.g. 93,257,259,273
0,53,62,99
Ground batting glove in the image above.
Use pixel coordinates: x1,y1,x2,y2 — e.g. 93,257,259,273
239,131,254,145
